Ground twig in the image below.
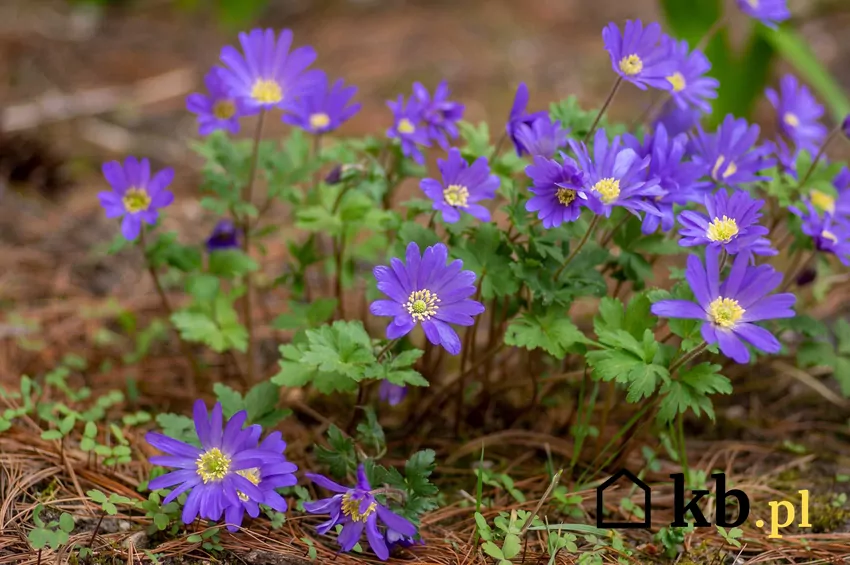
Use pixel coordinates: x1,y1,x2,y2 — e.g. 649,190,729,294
553,215,601,280
584,76,623,143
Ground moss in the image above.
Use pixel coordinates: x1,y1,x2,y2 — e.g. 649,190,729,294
809,494,850,534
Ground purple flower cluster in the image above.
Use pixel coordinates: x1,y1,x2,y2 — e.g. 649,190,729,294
186,28,360,137
387,81,465,164
507,83,568,157
146,401,297,531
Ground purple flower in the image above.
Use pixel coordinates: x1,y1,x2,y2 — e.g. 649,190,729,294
769,137,798,178
218,29,322,114
146,401,297,531
304,465,417,561
662,37,718,114
624,123,707,233
766,75,827,154
690,114,776,189
654,99,702,138
506,83,549,156
206,219,241,252
651,248,795,363
187,68,245,136
602,20,674,90
420,148,498,224
524,153,592,228
735,0,790,28
513,116,569,158
803,167,850,220
370,242,485,355
842,115,850,139
792,202,850,265
413,81,464,149
282,72,361,134
386,95,430,165
99,156,175,241
569,129,665,218
678,190,775,257
386,527,423,549
378,382,408,406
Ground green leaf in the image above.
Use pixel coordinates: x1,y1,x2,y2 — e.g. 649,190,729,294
208,249,259,278
58,513,74,533
272,298,338,330
482,541,505,560
504,312,590,358
657,362,731,423
186,273,220,303
244,382,280,423
153,513,170,530
314,425,357,479
154,413,198,446
355,406,385,451
502,533,521,560
213,383,245,417
40,430,63,441
58,415,75,435
87,490,108,504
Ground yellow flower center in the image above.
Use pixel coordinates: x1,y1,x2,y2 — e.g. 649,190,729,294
667,72,686,93
443,184,470,208
822,229,839,244
196,448,231,483
398,118,416,134
708,297,745,328
122,188,151,214
251,79,283,104
235,467,261,502
341,492,377,523
783,112,800,128
405,289,440,322
711,155,737,181
746,0,759,7
618,54,644,76
810,190,836,214
310,113,331,130
706,215,739,243
592,177,621,204
213,100,237,120
556,188,577,206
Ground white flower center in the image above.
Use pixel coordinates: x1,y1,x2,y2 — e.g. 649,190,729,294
667,72,686,92
618,54,643,76
592,177,621,204
711,155,737,181
397,118,416,134
341,492,377,523
708,297,745,328
196,448,231,483
236,467,261,501
405,289,439,322
251,79,283,104
443,184,470,208
810,190,836,214
706,216,739,243
122,188,151,213
310,113,331,129
556,188,577,206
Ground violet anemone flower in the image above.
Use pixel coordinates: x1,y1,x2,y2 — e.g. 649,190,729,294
654,99,702,138
602,20,674,90
187,68,245,136
99,156,175,241
735,0,791,28
524,153,591,228
766,74,827,154
370,242,485,355
623,123,706,233
506,83,548,156
413,81,464,149
678,190,775,256
662,37,718,114
792,202,850,265
386,95,430,165
206,219,241,252
218,28,322,114
513,116,569,158
282,72,361,134
651,248,795,363
569,128,665,218
378,382,407,406
419,148,499,224
304,465,418,560
145,401,295,531
690,114,776,189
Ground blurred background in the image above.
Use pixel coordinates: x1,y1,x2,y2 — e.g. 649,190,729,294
1,0,850,307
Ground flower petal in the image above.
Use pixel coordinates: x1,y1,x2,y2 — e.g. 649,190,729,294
146,432,202,459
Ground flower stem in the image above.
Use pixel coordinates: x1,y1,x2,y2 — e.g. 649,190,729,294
334,233,346,319
779,249,816,292
242,110,267,384
799,124,842,188
139,227,205,391
311,133,323,193
584,76,623,143
376,339,398,362
677,411,690,484
695,12,727,52
553,214,601,280
489,131,507,163
669,341,708,374
454,273,485,434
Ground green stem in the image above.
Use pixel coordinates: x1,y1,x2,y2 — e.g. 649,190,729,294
242,110,266,384
669,342,708,374
375,339,398,362
799,125,841,188
139,227,205,391
779,249,816,293
553,214,601,280
677,411,690,485
695,12,727,52
489,131,507,163
311,133,323,193
584,76,623,143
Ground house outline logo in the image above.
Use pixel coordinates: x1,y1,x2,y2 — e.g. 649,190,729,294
596,469,651,529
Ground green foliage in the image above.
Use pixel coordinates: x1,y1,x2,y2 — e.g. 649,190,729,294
505,311,590,358
797,318,850,397
28,504,74,550
656,362,732,423
314,425,358,480
212,382,291,427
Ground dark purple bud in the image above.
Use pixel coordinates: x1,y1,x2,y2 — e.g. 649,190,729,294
796,267,817,287
206,219,241,252
842,115,850,139
325,164,343,185
378,381,407,406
